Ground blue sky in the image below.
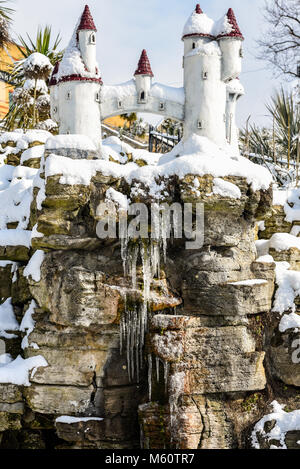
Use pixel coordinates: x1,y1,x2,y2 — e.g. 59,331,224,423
12,0,288,128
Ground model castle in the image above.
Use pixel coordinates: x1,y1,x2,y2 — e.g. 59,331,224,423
49,4,245,152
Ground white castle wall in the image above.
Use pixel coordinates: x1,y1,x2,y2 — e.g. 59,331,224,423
56,81,102,147
219,38,242,82
183,39,227,146
78,30,97,73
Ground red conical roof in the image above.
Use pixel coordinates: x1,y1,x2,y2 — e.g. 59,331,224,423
195,4,203,14
219,8,243,39
78,5,97,32
134,49,154,77
49,61,60,86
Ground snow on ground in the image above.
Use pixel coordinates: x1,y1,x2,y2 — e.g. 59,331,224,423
0,229,31,247
272,261,300,314
45,134,272,193
0,165,37,230
0,354,47,386
20,145,44,164
23,250,45,282
45,135,96,152
251,401,300,449
55,416,103,424
213,177,241,199
105,188,128,211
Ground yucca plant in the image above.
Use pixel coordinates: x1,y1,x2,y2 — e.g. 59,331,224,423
11,26,63,84
267,88,300,167
241,88,300,167
0,0,14,48
3,26,63,131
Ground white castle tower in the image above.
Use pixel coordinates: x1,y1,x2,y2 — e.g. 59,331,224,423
49,5,102,148
182,5,244,149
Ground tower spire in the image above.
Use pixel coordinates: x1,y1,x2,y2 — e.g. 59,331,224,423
195,4,203,14
218,8,243,39
77,5,97,32
134,49,154,77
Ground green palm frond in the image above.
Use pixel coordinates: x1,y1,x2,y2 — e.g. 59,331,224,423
0,0,14,23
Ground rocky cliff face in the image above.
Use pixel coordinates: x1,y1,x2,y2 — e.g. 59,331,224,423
0,132,299,449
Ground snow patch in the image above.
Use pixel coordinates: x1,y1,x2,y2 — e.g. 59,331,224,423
23,250,45,282
0,354,48,386
251,401,300,449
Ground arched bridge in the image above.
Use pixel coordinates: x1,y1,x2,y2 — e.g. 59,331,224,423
100,80,185,122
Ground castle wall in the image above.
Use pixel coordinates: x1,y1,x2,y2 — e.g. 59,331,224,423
183,45,227,146
57,81,102,147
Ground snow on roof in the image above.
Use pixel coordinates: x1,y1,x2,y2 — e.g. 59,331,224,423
216,8,244,40
134,49,154,77
101,80,137,101
150,83,185,105
182,5,215,39
182,6,243,41
54,18,101,84
77,5,97,32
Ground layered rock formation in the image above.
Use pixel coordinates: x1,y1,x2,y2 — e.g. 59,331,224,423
0,132,299,449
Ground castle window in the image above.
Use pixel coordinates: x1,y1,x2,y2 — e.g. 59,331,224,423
95,92,100,102
66,91,71,100
197,121,203,130
229,93,235,101
53,106,58,113
239,47,244,58
140,91,145,101
118,100,122,109
159,102,165,111
90,33,96,44
202,71,208,80
192,42,196,49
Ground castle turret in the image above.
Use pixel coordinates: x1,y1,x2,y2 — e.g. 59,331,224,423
217,8,244,82
182,4,227,146
134,49,153,103
49,5,102,149
77,5,97,74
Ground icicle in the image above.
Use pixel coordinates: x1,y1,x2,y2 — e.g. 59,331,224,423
156,357,160,383
163,361,169,393
148,354,152,402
